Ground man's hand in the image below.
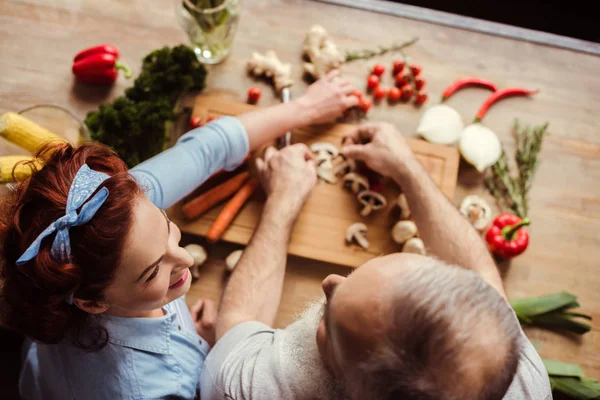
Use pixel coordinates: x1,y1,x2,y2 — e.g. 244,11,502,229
297,70,359,125
256,144,317,220
340,122,416,179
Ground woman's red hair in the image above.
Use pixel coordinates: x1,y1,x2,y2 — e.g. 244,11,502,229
0,142,141,350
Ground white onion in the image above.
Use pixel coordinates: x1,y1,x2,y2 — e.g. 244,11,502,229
416,104,464,145
459,123,502,172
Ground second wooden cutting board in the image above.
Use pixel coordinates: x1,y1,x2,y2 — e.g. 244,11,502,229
169,96,459,268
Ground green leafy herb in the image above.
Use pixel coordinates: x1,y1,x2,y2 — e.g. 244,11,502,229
484,119,548,218
510,291,592,334
85,45,207,167
344,37,419,62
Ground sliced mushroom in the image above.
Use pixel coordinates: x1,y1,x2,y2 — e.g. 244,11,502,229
225,249,243,272
342,172,369,194
315,152,334,168
403,237,426,255
333,158,356,176
185,244,207,279
310,142,339,158
459,195,492,232
396,193,411,220
357,190,387,216
317,166,337,184
391,220,418,244
345,222,369,249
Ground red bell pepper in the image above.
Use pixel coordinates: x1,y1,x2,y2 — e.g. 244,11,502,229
72,45,132,85
485,213,530,259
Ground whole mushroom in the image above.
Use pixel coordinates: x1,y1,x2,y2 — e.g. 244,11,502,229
343,173,369,194
357,190,387,216
459,195,492,232
225,249,243,272
403,237,426,255
391,220,418,244
184,244,207,279
345,222,369,249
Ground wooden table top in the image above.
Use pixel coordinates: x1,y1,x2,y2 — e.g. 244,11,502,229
1,0,599,379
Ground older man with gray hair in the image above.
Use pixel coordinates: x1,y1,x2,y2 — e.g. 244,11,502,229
200,122,552,399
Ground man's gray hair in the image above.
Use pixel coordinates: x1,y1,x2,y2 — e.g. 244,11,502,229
350,257,521,400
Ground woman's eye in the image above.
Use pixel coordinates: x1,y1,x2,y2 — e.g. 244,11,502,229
146,266,160,282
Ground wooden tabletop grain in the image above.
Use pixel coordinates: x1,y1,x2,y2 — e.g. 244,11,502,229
1,0,599,379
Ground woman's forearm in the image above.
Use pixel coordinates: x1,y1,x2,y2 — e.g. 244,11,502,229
238,99,315,150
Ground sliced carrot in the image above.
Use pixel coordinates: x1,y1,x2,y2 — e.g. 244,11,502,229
182,171,250,220
206,178,259,243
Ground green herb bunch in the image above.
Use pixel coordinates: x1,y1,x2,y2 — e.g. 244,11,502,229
85,45,207,167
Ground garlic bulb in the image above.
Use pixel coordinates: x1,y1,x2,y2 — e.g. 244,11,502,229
459,123,502,172
416,104,464,145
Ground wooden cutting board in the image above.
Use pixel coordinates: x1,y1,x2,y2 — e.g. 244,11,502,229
169,96,459,268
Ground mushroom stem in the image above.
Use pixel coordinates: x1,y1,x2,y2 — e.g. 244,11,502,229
355,233,369,249
361,203,373,216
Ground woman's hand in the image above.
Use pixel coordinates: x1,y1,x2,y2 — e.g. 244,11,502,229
190,299,217,348
296,70,359,125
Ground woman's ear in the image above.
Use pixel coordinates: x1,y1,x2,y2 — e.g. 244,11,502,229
73,298,109,314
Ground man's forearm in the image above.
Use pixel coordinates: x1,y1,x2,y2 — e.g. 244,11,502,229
393,158,506,298
216,198,295,340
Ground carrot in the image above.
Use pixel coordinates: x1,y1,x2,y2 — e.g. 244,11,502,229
206,178,260,243
182,171,250,220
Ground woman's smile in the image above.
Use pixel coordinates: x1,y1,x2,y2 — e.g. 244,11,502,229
169,269,190,289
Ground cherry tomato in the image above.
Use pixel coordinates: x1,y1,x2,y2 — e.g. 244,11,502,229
395,73,410,87
415,90,428,105
409,64,422,77
415,78,426,90
373,86,387,100
388,87,401,102
401,86,414,101
358,98,372,113
392,60,405,74
189,116,203,129
367,75,380,90
372,64,385,76
248,87,261,103
351,89,363,99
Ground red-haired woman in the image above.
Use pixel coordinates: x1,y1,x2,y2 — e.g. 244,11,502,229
0,72,358,399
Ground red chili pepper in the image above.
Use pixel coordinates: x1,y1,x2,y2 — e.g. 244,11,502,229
485,213,530,259
441,77,497,101
474,87,538,122
72,45,131,85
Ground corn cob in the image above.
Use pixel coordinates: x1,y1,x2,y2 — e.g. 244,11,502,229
0,112,65,154
0,155,43,183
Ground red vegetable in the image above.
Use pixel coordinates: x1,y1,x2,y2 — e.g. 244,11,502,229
373,86,387,100
359,98,372,112
395,73,410,87
442,77,497,101
485,213,530,259
401,86,414,101
415,78,426,90
372,64,385,76
475,87,538,122
248,87,261,103
73,44,120,62
388,87,401,102
72,45,132,85
409,64,422,77
392,60,405,74
367,75,380,89
415,91,428,105
189,116,203,129
207,116,217,123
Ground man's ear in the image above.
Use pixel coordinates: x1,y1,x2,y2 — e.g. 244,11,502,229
73,298,110,314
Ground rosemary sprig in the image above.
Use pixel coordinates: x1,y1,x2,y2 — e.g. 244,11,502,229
344,37,419,62
484,119,549,219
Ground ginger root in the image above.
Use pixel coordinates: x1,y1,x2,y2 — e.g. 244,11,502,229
247,50,293,92
303,25,344,79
